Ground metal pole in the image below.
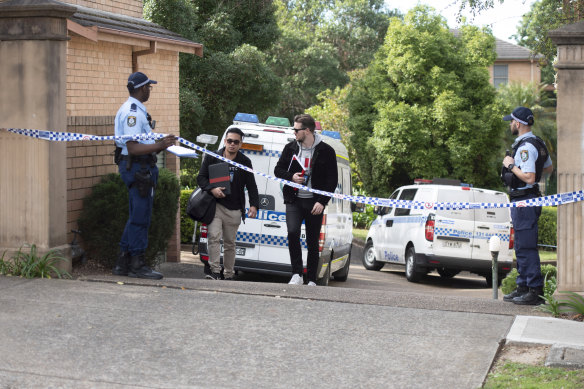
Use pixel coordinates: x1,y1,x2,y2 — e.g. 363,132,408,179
491,251,498,300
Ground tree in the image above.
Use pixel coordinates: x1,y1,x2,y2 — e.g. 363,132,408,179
346,6,505,197
145,0,282,142
144,0,282,187
268,0,397,119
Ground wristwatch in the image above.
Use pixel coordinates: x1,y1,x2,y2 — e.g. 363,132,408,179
508,163,515,170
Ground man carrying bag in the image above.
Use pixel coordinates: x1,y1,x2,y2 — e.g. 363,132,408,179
196,128,259,280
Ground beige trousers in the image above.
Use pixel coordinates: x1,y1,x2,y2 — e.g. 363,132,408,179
207,203,242,277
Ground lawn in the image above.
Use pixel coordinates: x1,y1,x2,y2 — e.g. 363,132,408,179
484,362,584,388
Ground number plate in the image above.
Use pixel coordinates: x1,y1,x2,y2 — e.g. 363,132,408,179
442,241,462,249
220,245,246,256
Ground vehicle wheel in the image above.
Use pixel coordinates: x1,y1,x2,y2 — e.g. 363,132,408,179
362,241,384,271
484,273,504,288
405,246,423,283
333,253,350,282
437,268,460,279
316,258,331,286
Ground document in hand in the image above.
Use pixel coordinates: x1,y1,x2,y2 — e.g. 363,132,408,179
166,145,199,158
288,154,305,176
209,162,231,195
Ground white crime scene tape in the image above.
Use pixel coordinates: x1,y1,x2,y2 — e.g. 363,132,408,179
4,127,580,210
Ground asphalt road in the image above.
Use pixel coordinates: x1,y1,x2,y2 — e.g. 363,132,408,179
174,241,499,300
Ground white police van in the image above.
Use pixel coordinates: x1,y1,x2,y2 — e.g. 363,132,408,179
363,179,514,285
198,113,356,285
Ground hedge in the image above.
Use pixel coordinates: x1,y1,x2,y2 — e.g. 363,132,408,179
538,206,557,247
78,169,180,268
180,189,195,244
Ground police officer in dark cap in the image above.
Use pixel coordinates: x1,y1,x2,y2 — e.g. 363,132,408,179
501,107,553,305
112,72,176,279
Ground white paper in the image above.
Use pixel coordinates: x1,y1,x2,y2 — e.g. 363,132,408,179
166,145,199,158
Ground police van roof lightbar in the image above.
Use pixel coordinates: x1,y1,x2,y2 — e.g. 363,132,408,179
265,116,290,127
234,112,259,123
322,130,341,140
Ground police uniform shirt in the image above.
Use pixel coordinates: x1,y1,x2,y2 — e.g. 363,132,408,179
114,96,154,155
512,132,553,190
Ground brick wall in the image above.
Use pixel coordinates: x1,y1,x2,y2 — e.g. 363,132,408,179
67,36,182,262
488,61,542,86
60,0,143,18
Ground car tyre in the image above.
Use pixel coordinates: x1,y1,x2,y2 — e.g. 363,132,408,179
362,240,384,271
437,268,460,279
484,273,504,288
405,246,423,283
332,252,350,282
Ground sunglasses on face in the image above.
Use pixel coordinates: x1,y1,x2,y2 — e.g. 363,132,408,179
226,139,241,145
294,127,307,133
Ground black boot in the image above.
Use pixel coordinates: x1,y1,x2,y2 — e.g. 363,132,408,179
503,285,528,302
512,287,545,305
127,255,163,280
112,251,129,276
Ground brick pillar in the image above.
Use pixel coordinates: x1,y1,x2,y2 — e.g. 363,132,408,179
0,0,76,271
549,23,584,292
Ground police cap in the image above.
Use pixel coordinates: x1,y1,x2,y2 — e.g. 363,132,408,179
503,107,534,126
127,72,157,90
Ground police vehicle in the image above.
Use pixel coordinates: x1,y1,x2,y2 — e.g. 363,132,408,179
198,113,356,285
363,179,514,286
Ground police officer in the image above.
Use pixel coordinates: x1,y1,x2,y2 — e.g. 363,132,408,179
112,72,176,279
501,107,553,305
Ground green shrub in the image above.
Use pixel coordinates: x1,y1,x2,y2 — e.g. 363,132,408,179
500,269,519,295
538,206,557,247
0,244,70,279
500,264,557,300
353,204,376,229
78,169,180,268
180,189,195,244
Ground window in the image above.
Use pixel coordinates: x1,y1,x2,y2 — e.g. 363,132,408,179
493,65,508,88
395,188,417,217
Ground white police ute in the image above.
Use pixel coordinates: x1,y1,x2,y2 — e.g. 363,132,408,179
363,179,514,285
198,113,358,285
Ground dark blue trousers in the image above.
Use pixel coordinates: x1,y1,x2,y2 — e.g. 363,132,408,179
510,194,543,288
118,160,158,257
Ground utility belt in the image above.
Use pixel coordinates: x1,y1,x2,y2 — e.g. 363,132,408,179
120,153,157,166
509,184,540,200
114,148,157,197
114,147,157,167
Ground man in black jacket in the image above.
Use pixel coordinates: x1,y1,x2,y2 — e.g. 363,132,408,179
197,128,259,280
274,114,338,286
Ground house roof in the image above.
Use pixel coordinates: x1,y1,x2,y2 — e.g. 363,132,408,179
69,4,202,56
494,37,542,60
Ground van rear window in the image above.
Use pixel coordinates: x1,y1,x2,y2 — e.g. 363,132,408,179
436,189,474,221
474,191,511,222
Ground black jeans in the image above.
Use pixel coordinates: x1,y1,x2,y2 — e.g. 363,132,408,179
286,197,324,283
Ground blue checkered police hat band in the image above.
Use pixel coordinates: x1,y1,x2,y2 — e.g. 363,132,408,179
128,72,157,89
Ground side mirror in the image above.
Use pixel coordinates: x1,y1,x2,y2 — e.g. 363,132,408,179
351,202,365,213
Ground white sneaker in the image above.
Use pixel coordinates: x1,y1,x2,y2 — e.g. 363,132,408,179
307,281,316,286
288,274,303,285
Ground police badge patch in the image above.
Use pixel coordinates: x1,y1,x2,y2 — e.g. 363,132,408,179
520,149,529,162
127,116,137,127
